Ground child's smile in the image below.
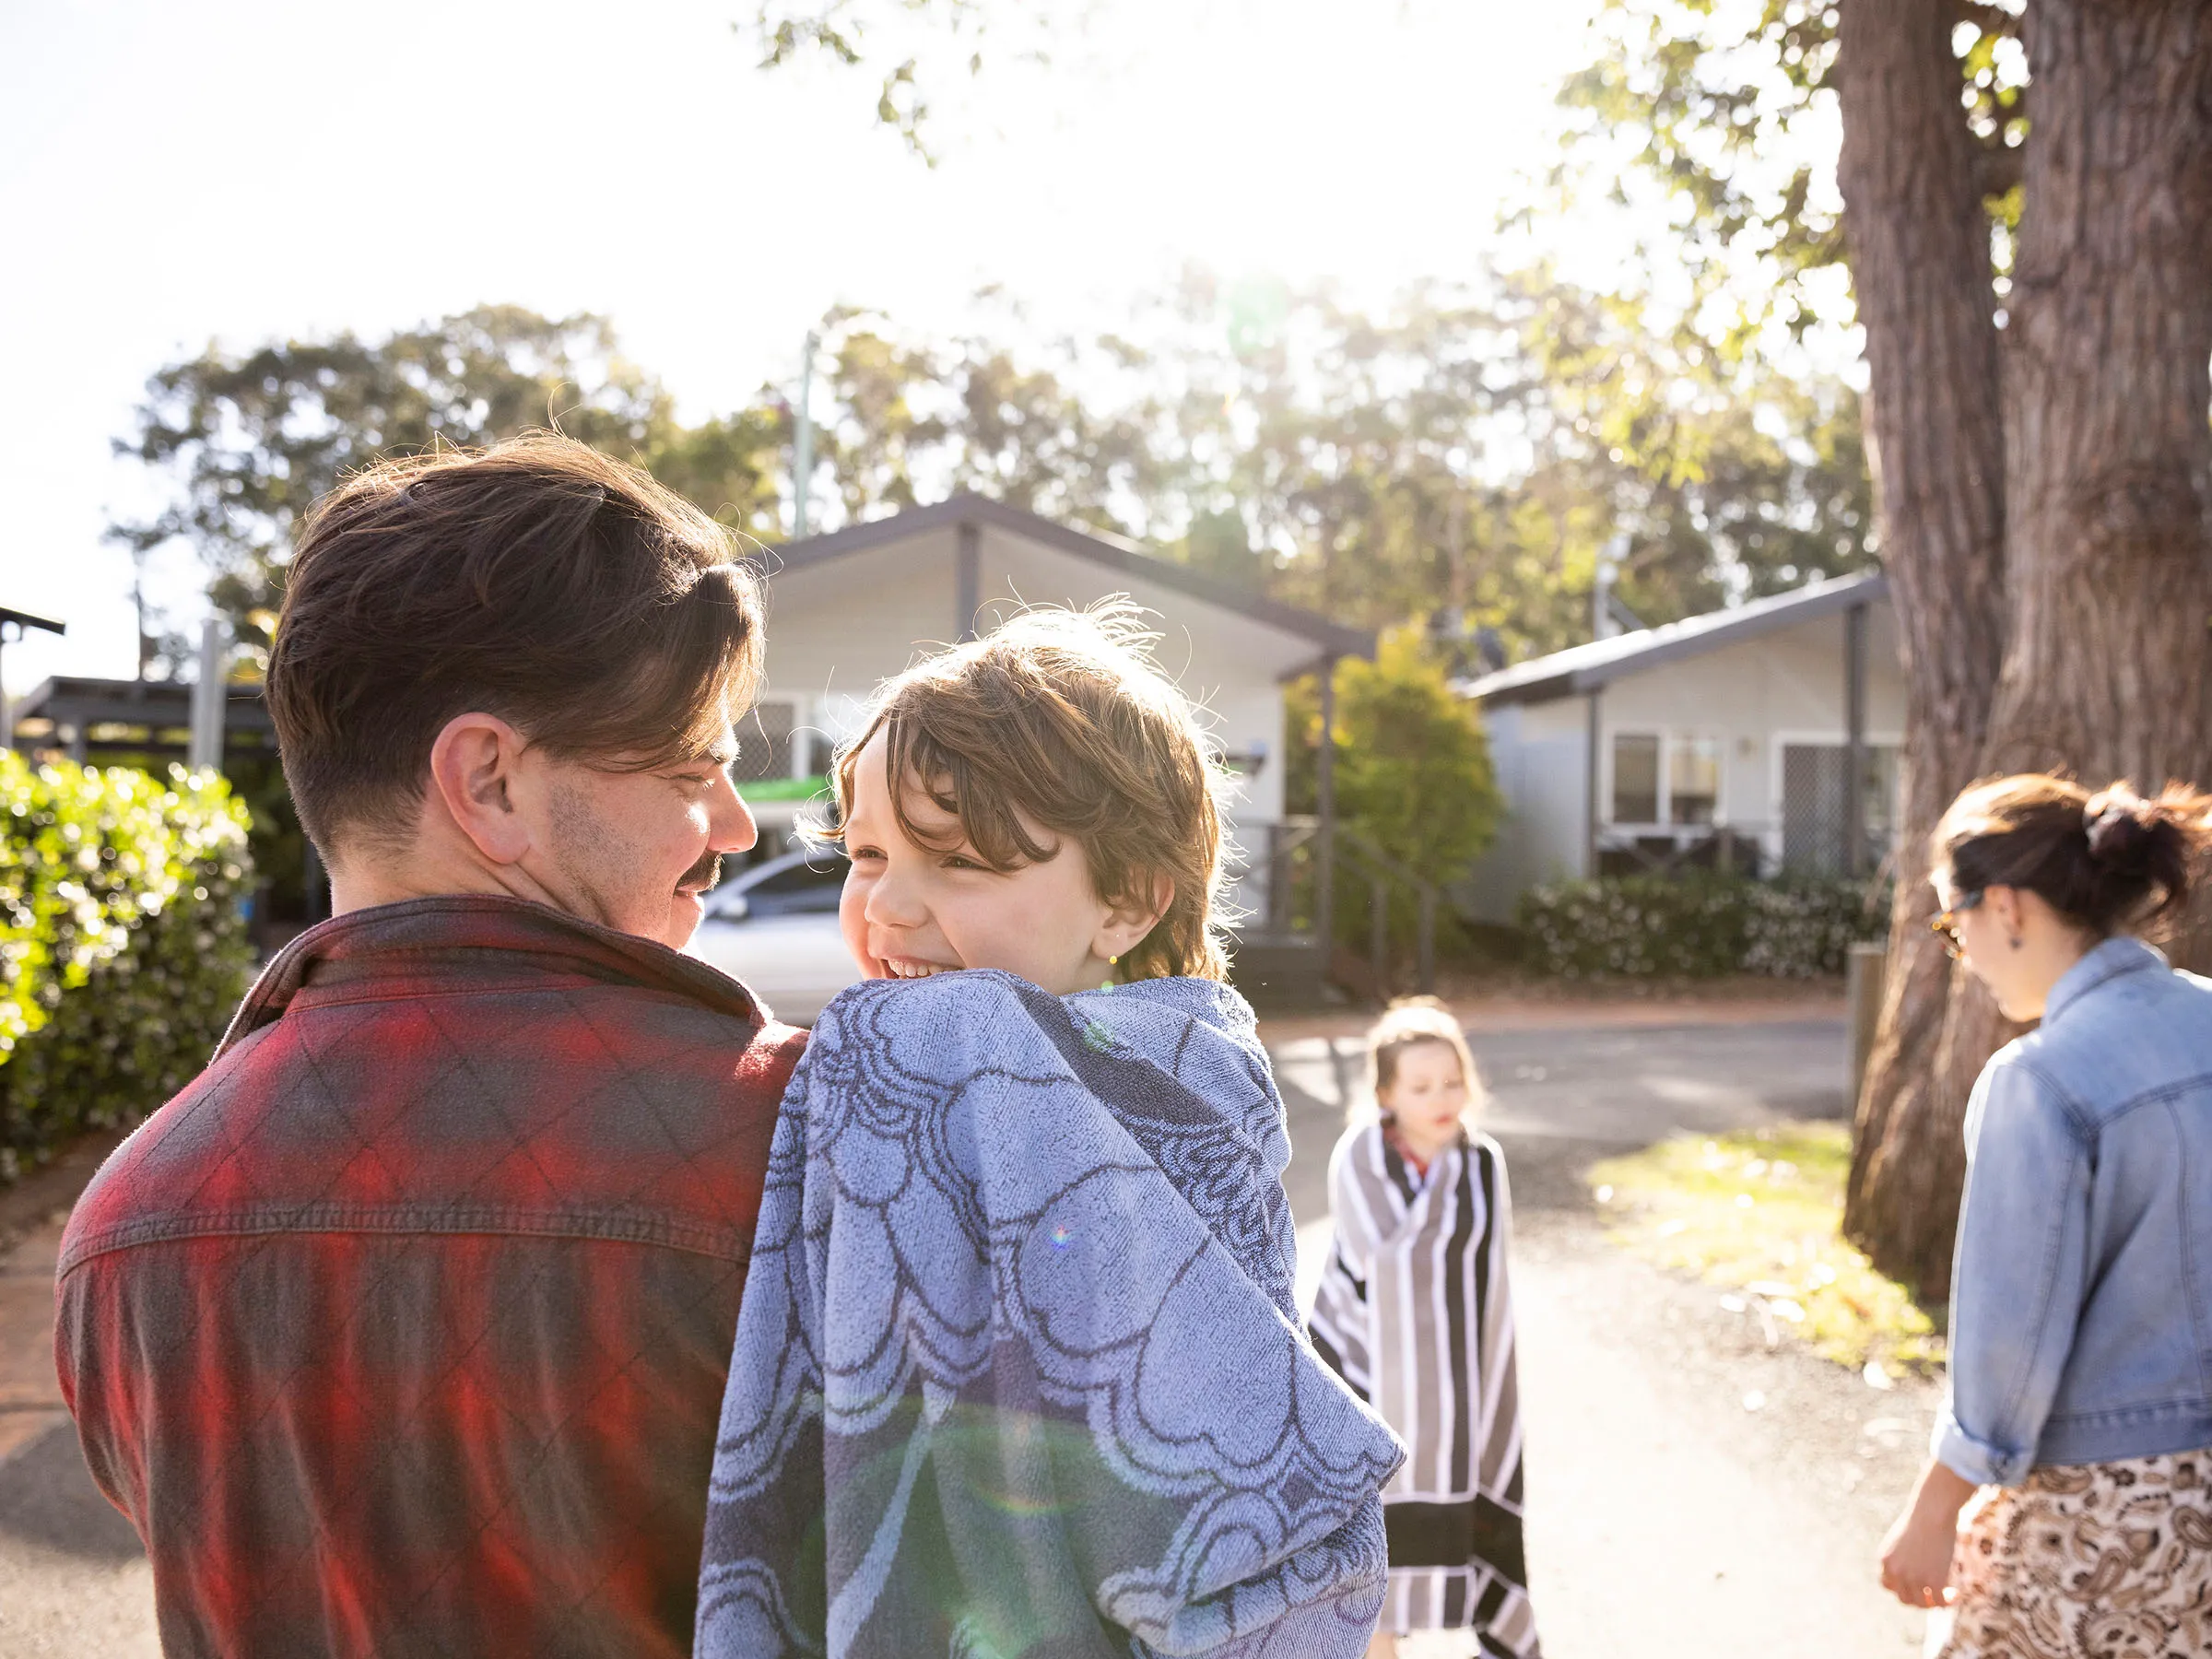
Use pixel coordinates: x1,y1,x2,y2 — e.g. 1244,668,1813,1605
877,955,955,980
837,732,1164,997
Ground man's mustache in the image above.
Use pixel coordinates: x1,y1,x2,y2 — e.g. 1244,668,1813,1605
680,851,724,893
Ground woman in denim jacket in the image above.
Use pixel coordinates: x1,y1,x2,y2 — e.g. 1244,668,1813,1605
1878,773,2212,1655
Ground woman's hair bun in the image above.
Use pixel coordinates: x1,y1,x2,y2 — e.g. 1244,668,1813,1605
1937,773,2212,935
2083,788,2154,863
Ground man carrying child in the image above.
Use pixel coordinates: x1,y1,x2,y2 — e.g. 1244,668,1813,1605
54,436,806,1657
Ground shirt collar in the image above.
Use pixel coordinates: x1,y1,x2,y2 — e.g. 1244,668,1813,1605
2041,934,2169,1027
217,894,765,1059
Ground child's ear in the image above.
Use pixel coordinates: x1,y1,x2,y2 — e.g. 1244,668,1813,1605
1097,872,1174,959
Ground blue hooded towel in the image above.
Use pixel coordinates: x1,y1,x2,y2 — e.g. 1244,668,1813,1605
697,971,1403,1657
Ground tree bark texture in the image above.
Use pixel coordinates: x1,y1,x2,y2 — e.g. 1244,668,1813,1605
1835,0,2011,1300
1984,3,2212,796
1844,0,2212,1303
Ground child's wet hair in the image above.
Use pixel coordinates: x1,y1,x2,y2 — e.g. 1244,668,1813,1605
822,602,1232,982
1365,996,1484,1118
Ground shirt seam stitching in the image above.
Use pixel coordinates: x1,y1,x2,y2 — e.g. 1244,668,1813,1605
1990,1134,2077,1446
2005,1054,2096,1140
2043,947,2159,1024
57,1209,751,1275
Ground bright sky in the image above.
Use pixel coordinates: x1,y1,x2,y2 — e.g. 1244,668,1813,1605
0,0,1607,694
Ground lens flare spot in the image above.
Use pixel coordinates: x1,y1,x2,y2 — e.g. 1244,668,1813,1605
1049,1224,1074,1248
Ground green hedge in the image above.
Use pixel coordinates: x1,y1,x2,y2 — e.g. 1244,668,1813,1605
1515,874,1884,981
1,755,254,1182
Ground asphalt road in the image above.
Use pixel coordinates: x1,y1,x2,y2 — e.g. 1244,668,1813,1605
1272,1017,1852,1228
0,1013,1929,1659
1276,1016,1937,1659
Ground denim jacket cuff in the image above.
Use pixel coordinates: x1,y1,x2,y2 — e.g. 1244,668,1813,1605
1931,1406,2032,1488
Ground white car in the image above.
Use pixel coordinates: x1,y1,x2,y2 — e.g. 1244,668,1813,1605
687,847,861,1025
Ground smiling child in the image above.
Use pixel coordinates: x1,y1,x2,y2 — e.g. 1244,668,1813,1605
698,605,1402,1659
826,604,1221,994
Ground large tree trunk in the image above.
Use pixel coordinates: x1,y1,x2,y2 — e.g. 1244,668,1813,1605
1983,4,2212,802
1835,0,2011,1300
1845,0,2212,1305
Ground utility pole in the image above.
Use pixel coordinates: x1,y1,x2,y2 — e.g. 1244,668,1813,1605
1593,532,1630,641
188,617,229,772
1445,492,1467,620
792,329,819,541
131,548,155,679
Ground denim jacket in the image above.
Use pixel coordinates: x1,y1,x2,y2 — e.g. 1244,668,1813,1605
1935,935,2212,1486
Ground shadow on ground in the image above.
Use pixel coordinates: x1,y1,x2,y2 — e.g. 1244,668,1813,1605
0,1418,143,1565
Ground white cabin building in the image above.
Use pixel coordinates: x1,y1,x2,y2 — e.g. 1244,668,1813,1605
1457,571,1904,921
735,494,1371,937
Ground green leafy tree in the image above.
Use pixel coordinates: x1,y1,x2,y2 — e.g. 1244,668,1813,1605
645,406,791,539
1286,629,1503,970
1557,0,2212,1304
939,271,1876,659
108,305,759,670
1549,0,2025,340
1333,629,1502,879
813,312,1167,533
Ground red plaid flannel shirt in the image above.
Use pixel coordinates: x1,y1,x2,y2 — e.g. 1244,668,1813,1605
54,896,806,1659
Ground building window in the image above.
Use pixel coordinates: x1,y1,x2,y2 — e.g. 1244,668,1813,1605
1667,735,1721,826
1781,741,1902,874
1611,733,1660,824
734,700,796,782
1863,746,1900,847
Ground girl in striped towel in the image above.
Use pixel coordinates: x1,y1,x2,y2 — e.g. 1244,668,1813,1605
1309,998,1541,1659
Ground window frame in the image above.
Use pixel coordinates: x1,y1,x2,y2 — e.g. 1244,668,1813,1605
1766,729,1907,870
1607,730,1663,827
733,699,804,784
1665,733,1723,828
1604,724,1728,830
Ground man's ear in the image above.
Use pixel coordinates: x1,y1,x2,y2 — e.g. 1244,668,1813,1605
1097,872,1176,960
426,713,535,866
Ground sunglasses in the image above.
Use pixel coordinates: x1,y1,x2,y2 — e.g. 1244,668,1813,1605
1931,889,1985,959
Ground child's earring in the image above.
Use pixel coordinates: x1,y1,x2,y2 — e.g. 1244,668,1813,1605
1101,953,1120,992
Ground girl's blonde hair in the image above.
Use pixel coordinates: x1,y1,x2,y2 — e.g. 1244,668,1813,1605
823,602,1232,982
1362,996,1486,1123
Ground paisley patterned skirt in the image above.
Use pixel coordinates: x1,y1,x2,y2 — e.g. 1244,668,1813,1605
1937,1450,2212,1659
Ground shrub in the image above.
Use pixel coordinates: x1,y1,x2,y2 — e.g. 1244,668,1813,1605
1515,873,1883,981
1741,879,1888,979
0,755,254,1182
1287,628,1503,954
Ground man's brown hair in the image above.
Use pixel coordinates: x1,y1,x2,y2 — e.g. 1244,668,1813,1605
267,432,761,855
826,604,1231,982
